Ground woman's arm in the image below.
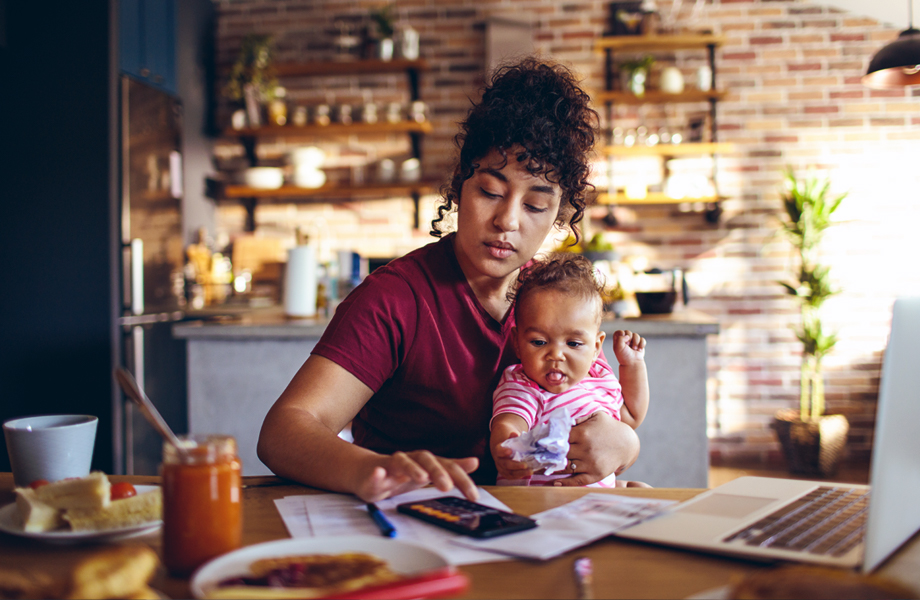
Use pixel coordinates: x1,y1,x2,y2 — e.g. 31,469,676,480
257,354,479,502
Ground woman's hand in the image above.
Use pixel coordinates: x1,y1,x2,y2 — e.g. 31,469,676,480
554,411,640,487
352,451,480,503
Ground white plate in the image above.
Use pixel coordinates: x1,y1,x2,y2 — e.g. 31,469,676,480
0,485,162,544
190,535,450,599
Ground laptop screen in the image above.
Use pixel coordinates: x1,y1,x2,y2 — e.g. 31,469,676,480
862,297,920,572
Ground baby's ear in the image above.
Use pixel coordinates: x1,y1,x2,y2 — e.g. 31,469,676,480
594,330,606,355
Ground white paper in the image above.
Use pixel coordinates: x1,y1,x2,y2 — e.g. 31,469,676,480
451,493,676,561
500,408,573,475
273,487,515,566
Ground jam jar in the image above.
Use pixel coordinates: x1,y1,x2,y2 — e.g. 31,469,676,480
161,435,242,575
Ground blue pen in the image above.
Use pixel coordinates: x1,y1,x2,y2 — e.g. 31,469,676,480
366,502,397,538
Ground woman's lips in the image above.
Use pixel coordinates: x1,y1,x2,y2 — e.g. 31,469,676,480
485,241,515,259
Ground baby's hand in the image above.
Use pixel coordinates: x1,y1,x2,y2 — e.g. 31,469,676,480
612,330,646,366
490,428,533,481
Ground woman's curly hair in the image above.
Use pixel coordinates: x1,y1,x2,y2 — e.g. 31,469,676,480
431,57,598,240
509,253,606,322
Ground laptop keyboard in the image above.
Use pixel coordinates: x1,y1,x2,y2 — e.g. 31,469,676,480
723,486,870,557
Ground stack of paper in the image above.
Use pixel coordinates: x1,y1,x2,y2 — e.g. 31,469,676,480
274,488,674,565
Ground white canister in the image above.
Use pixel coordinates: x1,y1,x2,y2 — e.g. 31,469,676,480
284,245,317,318
660,66,685,94
399,25,420,60
697,65,712,91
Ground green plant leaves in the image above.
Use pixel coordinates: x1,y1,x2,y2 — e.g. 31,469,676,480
778,167,846,419
223,34,279,103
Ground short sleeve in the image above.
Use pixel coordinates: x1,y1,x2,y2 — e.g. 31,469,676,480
313,272,419,393
491,366,542,429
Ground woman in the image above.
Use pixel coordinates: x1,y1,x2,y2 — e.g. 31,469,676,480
258,57,640,502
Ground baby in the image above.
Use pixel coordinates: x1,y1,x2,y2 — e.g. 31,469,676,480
490,253,649,487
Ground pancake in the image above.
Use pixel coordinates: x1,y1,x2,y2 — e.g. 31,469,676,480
209,552,401,599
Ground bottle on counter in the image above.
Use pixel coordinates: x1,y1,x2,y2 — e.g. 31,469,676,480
161,435,242,576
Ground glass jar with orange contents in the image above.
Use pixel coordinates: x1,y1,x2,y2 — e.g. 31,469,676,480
161,435,242,576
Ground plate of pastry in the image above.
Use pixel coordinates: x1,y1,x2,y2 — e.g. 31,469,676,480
190,535,468,599
0,472,162,543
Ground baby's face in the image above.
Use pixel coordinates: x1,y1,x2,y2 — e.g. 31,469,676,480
512,288,605,394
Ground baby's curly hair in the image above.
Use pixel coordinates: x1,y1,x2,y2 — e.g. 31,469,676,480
510,253,606,324
431,57,598,240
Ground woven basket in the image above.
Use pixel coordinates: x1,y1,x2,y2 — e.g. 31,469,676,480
772,410,850,477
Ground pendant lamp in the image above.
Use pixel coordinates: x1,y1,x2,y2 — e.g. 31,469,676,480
863,1,920,88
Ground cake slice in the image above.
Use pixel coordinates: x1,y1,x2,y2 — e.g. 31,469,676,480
33,471,111,510
13,488,65,533
63,488,162,532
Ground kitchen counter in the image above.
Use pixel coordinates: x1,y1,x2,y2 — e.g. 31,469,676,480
173,306,720,339
174,307,719,486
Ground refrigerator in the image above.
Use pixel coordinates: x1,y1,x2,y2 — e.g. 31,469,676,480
116,75,189,475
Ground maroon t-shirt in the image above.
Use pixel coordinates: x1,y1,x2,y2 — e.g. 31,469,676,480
312,234,516,484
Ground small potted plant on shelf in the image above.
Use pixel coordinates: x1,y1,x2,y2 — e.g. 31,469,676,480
619,55,655,97
368,3,396,61
223,34,279,128
771,167,849,477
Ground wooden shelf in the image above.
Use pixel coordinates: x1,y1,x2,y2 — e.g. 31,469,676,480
225,121,433,139
219,58,431,231
273,58,429,77
218,181,437,201
593,89,727,105
597,192,723,205
594,34,726,52
599,142,733,157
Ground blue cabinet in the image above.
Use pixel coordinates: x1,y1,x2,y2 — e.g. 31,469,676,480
119,0,177,95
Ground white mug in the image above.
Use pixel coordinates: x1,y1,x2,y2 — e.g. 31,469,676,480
4,415,98,487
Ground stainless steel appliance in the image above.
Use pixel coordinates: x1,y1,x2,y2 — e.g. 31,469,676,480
116,76,188,475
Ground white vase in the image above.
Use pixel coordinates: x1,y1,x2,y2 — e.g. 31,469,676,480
377,38,394,61
660,67,685,94
697,65,713,91
399,26,419,60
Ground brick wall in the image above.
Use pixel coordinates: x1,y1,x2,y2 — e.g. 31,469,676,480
212,0,920,469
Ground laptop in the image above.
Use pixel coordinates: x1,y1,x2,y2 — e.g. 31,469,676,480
617,297,920,572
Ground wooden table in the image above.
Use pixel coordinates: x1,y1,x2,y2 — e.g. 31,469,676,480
2,473,919,599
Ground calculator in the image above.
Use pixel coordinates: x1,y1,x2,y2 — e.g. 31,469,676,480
396,496,538,538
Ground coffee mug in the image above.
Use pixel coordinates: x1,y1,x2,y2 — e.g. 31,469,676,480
3,415,98,487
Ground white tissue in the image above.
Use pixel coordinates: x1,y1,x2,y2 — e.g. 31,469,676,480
500,409,575,475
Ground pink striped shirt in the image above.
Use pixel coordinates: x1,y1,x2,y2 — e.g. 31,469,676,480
492,357,624,487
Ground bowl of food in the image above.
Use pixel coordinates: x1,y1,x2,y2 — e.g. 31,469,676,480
242,167,284,190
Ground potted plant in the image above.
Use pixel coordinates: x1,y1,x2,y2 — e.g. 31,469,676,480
771,167,849,477
368,4,396,61
223,34,279,127
619,55,655,97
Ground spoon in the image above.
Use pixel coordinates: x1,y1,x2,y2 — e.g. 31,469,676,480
115,367,187,456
